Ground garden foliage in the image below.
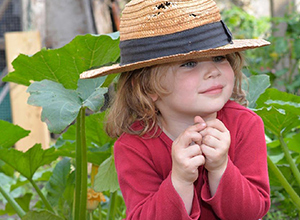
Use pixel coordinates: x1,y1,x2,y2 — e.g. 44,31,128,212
0,4,299,220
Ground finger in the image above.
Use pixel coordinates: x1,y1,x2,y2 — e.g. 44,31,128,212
194,116,206,126
202,134,219,148
205,119,228,133
175,123,206,147
190,154,206,167
201,143,216,158
187,144,202,157
200,126,223,141
192,116,206,145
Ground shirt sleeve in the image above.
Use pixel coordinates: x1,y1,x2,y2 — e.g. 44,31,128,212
201,114,270,220
114,137,200,220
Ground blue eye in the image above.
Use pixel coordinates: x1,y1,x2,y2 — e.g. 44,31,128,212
212,56,226,62
180,61,197,68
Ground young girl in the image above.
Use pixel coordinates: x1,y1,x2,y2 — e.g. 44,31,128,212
81,0,271,219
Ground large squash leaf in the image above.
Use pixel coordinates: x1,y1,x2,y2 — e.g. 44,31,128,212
0,120,30,148
0,144,59,179
3,33,120,90
3,33,120,133
27,78,108,133
255,88,300,136
256,88,300,111
255,106,299,137
27,80,82,133
243,74,270,108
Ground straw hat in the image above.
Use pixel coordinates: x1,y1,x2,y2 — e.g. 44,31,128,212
80,0,270,79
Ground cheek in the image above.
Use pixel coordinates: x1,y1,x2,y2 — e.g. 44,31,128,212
224,66,235,86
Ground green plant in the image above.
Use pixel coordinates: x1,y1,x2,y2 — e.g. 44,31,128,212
255,89,300,218
223,3,300,96
223,5,300,217
0,32,125,219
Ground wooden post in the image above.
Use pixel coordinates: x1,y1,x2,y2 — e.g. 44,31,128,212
92,0,113,34
5,31,50,151
45,0,95,48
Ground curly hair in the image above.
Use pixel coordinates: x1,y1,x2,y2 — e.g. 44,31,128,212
105,52,247,138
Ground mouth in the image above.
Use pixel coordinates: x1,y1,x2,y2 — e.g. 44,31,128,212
200,85,224,94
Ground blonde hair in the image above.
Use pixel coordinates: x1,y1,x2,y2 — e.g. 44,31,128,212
105,52,247,138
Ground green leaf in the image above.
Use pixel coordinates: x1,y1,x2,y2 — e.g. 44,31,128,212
0,173,19,202
257,88,300,110
255,88,300,136
54,140,111,166
0,160,15,177
10,170,52,192
27,80,82,133
22,210,64,220
286,132,300,153
3,193,32,215
3,34,120,90
45,158,71,206
268,153,285,164
60,112,113,147
62,171,75,208
94,156,119,192
27,78,108,133
243,74,270,108
77,78,108,112
5,33,119,134
53,112,113,165
85,112,114,147
255,106,300,137
0,120,30,148
0,144,58,179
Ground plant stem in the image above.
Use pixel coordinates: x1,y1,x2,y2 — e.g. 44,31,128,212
29,178,55,213
279,135,300,186
99,203,102,220
288,60,297,86
106,191,117,220
74,107,88,220
0,183,26,218
267,156,300,209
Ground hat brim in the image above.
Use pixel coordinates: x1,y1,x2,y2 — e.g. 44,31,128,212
80,39,270,79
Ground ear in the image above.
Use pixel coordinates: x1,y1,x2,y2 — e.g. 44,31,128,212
149,93,158,102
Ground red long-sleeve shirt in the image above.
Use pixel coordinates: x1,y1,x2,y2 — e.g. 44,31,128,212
114,100,270,219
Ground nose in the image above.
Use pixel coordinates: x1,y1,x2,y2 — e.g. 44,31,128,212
203,61,221,80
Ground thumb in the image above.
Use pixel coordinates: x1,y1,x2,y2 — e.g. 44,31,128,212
193,116,206,146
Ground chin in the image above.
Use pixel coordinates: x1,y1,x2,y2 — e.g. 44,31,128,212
204,101,227,114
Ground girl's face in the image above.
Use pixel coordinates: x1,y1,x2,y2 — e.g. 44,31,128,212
153,55,235,121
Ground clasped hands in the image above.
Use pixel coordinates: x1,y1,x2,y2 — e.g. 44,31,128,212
171,116,231,186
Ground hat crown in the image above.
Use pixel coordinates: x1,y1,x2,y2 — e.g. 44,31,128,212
120,0,221,41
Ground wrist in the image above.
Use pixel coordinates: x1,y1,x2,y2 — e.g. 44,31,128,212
207,157,228,181
206,158,228,197
171,172,194,190
207,156,228,174
171,172,195,214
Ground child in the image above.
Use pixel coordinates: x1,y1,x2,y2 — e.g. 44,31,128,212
81,0,271,219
